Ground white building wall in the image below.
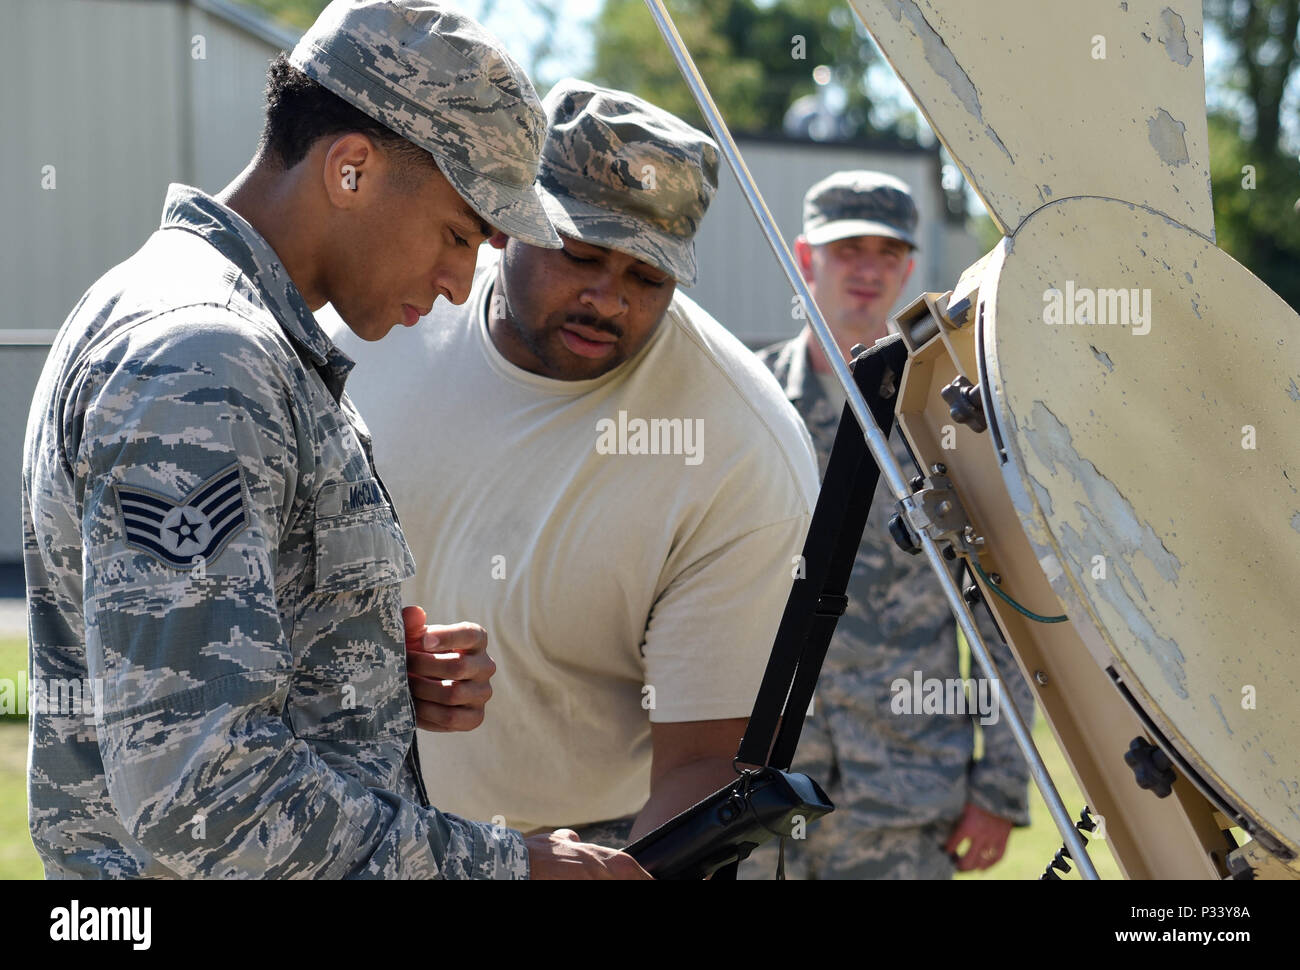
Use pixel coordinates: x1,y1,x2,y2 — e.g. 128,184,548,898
1,0,188,338
188,8,297,190
0,0,283,563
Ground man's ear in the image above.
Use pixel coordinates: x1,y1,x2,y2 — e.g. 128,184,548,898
488,231,510,250
794,236,815,283
902,254,917,287
321,133,377,209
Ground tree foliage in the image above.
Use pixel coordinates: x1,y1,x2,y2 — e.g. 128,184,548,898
1208,114,1300,309
1204,0,1300,309
238,0,329,31
589,0,901,140
1205,0,1300,157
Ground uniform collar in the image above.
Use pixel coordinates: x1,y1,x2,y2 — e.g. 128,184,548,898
774,329,814,403
764,325,806,400
160,184,343,374
772,329,843,431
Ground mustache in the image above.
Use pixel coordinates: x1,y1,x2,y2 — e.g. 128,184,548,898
560,313,624,340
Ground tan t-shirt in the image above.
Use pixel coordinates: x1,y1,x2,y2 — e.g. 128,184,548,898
322,255,818,831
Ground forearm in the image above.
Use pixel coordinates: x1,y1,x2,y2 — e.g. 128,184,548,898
97,665,526,879
85,518,522,878
630,755,737,842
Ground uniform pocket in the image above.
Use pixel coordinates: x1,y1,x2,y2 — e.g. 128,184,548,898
312,478,415,593
286,479,417,746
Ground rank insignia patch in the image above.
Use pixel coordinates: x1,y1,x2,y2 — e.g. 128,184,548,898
113,464,249,568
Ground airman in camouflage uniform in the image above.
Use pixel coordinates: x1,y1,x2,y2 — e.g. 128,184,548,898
744,172,1035,879
19,1,639,880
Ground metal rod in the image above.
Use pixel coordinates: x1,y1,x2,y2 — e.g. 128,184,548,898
643,0,1099,880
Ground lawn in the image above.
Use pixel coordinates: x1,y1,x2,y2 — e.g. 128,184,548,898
0,631,1121,881
958,714,1122,880
0,721,38,879
956,629,1122,880
0,637,24,713
0,635,40,879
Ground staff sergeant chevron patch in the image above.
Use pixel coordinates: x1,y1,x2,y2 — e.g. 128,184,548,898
112,464,249,569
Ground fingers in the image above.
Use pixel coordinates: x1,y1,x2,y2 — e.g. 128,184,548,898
406,644,496,683
401,614,488,660
974,843,1005,869
610,851,654,880
969,826,1011,870
946,804,1012,870
949,831,1005,871
401,606,427,645
945,824,980,871
950,843,974,871
417,622,488,654
523,831,653,880
408,670,492,708
404,619,494,734
412,698,486,733
959,838,1003,871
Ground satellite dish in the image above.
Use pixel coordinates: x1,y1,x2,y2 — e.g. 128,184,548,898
849,0,1299,877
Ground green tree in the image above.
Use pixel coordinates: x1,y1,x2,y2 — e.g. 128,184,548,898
590,0,905,140
238,0,328,31
1204,0,1300,309
1205,0,1300,157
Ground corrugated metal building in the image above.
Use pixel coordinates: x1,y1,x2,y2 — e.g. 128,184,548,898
0,0,980,565
0,0,295,569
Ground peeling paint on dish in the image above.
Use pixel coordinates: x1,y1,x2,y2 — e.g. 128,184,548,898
1147,108,1190,166
886,1,1016,164
1158,7,1193,66
1021,400,1188,699
1023,401,1182,584
1090,345,1116,372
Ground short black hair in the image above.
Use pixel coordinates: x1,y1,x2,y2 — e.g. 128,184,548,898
259,53,438,184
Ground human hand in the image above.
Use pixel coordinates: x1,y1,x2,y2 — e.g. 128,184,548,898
944,801,1014,871
402,606,495,732
525,829,653,880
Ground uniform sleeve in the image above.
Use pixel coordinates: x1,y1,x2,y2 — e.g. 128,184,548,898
966,608,1034,827
75,315,527,878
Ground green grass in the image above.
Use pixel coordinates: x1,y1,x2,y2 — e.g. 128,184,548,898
955,629,1122,880
0,636,39,878
0,637,25,722
958,714,1123,880
0,721,39,879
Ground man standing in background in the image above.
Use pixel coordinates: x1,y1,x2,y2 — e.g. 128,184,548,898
747,171,1034,879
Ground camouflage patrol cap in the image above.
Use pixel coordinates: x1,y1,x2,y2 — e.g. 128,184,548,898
289,0,560,248
802,171,919,249
535,78,720,286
